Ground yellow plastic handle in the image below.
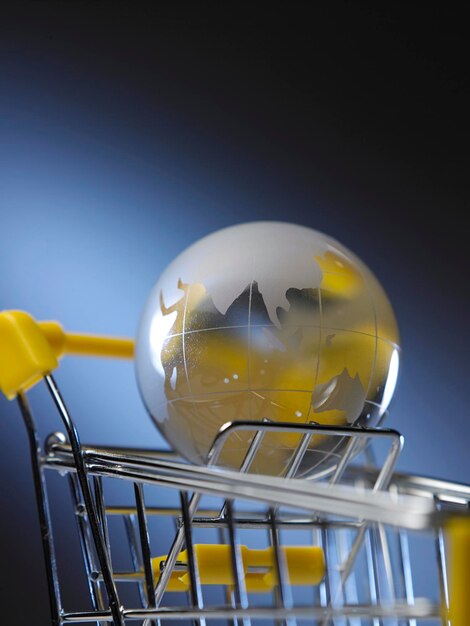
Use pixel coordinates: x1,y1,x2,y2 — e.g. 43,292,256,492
152,544,325,593
38,321,134,360
0,310,134,400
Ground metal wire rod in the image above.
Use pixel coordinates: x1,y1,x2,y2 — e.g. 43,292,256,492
180,491,205,626
44,375,124,626
17,393,62,626
226,500,250,626
59,599,441,622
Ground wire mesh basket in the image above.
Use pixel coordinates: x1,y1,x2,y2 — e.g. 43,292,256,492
1,310,469,625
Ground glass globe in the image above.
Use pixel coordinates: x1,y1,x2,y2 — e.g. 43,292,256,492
135,222,400,476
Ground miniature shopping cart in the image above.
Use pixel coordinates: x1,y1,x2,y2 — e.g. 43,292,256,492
1,310,469,626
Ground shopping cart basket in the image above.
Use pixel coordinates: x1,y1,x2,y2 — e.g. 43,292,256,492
0,309,469,626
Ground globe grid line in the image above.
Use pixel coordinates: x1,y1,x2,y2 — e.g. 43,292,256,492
164,323,401,351
180,283,199,448
247,275,254,424
357,260,379,417
157,395,387,411
310,285,323,426
306,259,380,473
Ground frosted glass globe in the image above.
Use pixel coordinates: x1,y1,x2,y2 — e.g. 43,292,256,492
136,222,400,476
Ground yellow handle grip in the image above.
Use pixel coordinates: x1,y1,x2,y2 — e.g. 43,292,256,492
0,310,134,400
38,321,134,359
152,544,324,593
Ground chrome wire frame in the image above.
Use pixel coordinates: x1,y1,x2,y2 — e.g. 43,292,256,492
17,376,470,625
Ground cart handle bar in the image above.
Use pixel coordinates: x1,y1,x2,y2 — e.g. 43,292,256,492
0,310,134,400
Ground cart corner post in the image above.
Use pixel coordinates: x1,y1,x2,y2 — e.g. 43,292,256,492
446,516,470,626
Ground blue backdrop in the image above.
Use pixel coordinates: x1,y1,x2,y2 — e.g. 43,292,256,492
1,4,468,624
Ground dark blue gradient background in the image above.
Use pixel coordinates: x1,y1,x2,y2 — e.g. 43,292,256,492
1,3,468,623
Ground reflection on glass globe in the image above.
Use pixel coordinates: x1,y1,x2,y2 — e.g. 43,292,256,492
136,222,400,476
